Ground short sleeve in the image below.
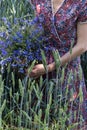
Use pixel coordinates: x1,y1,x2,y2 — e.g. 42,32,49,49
78,0,87,24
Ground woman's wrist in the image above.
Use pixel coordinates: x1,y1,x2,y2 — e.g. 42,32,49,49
47,62,55,73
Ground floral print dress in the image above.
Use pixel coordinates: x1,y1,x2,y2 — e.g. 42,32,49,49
31,0,87,127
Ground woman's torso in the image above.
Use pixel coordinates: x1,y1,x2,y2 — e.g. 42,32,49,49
35,0,82,66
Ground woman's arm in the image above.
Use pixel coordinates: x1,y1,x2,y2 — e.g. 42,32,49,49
48,23,87,71
29,23,87,78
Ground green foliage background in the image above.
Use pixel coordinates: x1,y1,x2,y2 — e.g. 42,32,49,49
0,0,34,23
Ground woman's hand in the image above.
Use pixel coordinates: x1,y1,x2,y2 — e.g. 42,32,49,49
27,62,55,79
29,64,46,79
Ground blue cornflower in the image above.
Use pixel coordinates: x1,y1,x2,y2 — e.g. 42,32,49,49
2,17,11,28
16,31,23,39
1,49,8,56
27,52,34,62
5,39,12,46
6,21,11,28
14,18,18,24
11,63,18,68
2,17,7,23
0,32,7,38
0,57,12,66
35,49,42,61
6,57,12,62
12,50,20,56
29,17,39,25
12,35,19,42
18,67,25,73
25,39,32,46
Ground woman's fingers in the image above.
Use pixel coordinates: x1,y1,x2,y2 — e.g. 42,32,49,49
28,64,46,78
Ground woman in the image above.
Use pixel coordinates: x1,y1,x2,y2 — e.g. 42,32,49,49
29,0,87,129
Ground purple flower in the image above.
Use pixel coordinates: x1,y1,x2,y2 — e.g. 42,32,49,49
16,31,23,39
2,17,7,23
0,32,7,38
1,49,8,56
14,18,18,24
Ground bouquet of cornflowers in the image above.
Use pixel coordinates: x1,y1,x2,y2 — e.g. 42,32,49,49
0,16,49,78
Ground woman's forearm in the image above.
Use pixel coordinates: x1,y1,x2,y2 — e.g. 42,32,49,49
60,44,86,65
48,43,87,72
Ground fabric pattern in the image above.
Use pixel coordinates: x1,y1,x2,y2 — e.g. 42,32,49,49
31,0,87,127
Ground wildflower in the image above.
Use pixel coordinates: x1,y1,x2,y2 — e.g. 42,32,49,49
0,32,7,38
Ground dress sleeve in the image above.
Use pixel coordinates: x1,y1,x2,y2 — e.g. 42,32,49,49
78,0,87,24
